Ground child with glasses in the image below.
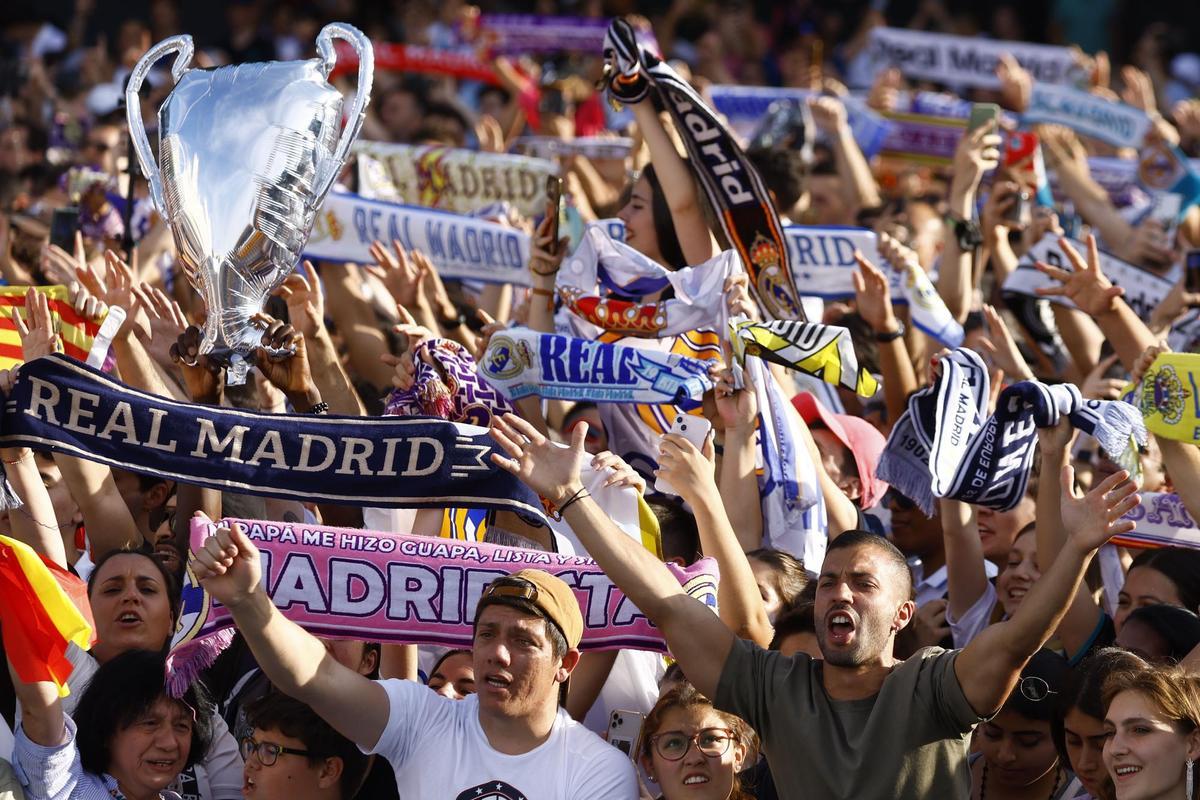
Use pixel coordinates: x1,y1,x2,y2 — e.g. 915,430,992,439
240,692,370,800
639,684,757,800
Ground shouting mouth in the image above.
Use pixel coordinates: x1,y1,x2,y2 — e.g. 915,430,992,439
826,609,856,646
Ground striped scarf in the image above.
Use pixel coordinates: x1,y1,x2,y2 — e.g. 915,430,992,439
602,18,805,322
880,348,1147,515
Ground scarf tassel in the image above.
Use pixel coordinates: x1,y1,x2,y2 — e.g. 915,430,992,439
0,467,23,512
1075,400,1148,461
165,629,235,698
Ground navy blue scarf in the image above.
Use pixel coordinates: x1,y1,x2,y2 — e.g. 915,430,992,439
879,348,1146,516
0,355,545,520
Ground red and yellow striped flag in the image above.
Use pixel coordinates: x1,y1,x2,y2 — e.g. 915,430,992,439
0,534,94,697
0,286,105,369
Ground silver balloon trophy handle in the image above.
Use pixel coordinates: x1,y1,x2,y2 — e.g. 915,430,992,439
313,23,374,203
125,36,194,215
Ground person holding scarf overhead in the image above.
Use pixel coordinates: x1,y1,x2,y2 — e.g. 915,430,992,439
522,41,726,487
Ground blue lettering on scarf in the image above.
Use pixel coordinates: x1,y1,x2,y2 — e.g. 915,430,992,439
448,225,465,263
481,231,496,265
503,234,521,266
540,336,569,382
426,221,446,259
567,338,588,383
464,228,481,263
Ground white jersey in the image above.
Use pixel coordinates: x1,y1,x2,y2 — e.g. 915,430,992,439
365,678,637,800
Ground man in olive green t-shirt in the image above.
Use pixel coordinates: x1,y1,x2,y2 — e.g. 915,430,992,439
489,414,1140,799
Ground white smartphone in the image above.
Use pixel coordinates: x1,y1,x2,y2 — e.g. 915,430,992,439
607,709,646,760
654,413,714,496
1152,192,1182,250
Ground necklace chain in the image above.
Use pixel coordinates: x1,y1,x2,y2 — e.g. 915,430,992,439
980,761,1062,800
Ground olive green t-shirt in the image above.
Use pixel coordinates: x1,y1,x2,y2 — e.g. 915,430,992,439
715,639,983,799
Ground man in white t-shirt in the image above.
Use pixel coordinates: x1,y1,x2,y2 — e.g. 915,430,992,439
191,524,637,800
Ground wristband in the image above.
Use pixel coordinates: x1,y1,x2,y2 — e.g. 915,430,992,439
875,321,905,343
309,401,330,415
440,313,467,331
557,488,590,517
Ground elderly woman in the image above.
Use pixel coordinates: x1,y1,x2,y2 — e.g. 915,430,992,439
10,649,213,800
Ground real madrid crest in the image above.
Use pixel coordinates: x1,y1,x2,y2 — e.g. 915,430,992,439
482,335,531,381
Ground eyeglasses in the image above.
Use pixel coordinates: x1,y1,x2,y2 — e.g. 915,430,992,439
883,489,916,511
650,728,735,761
482,575,539,603
239,736,312,766
1019,676,1058,702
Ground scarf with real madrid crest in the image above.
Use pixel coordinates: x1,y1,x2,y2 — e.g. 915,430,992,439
601,17,806,321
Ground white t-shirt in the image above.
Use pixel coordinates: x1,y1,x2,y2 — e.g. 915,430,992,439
366,678,638,799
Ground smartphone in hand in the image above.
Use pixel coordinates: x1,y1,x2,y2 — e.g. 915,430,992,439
967,103,1001,132
49,207,80,252
607,710,646,760
654,413,713,496
1186,250,1200,294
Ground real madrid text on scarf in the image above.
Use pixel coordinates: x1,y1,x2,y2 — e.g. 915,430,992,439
0,354,545,519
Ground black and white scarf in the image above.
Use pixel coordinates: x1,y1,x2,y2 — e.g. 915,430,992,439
602,18,806,322
879,349,1147,516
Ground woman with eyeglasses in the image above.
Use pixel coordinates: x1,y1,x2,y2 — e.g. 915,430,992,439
969,650,1077,800
1102,662,1200,800
639,684,757,800
9,648,213,800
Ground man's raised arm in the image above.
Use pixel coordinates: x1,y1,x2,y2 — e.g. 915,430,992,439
190,516,390,750
491,413,736,698
954,467,1139,716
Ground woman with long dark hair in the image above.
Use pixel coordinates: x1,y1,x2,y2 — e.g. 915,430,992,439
1052,648,1150,800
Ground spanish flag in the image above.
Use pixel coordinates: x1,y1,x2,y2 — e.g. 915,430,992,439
0,535,94,697
0,286,105,369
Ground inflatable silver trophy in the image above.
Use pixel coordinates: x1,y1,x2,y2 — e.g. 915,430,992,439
126,25,373,383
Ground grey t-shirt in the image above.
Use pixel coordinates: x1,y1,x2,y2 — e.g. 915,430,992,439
716,639,983,799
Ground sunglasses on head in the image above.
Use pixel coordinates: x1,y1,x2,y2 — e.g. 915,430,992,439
1019,675,1057,702
482,575,539,603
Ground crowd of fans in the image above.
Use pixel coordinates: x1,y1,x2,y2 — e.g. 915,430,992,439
2,0,1200,798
